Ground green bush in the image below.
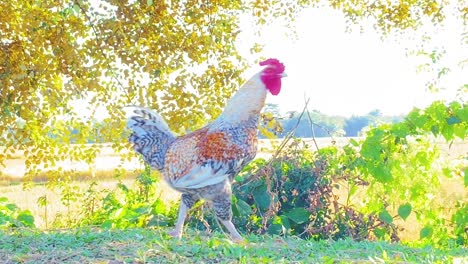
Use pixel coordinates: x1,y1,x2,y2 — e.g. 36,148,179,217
451,202,468,245
79,165,177,229
0,197,35,228
232,139,396,241
228,101,466,245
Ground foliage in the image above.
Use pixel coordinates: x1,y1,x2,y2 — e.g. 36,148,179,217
0,0,464,183
28,165,177,230
451,202,468,245
1,228,466,263
0,0,248,181
345,101,467,245
232,139,397,241
231,100,466,246
81,165,176,229
0,197,34,228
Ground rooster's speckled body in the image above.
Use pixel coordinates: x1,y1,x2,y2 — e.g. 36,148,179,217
127,59,286,242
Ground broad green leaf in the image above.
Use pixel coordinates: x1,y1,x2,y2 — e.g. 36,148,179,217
406,110,428,129
373,228,386,239
451,203,467,226
279,215,291,230
72,4,80,14
441,125,454,141
322,256,336,264
16,211,35,227
5,203,17,212
285,208,310,224
152,199,168,215
350,138,359,146
398,203,412,220
442,167,452,178
455,105,468,122
101,220,113,229
420,226,433,239
446,116,461,125
252,186,271,210
453,125,466,139
378,209,393,224
349,183,358,197
373,164,393,183
267,223,283,235
235,199,252,216
360,130,385,160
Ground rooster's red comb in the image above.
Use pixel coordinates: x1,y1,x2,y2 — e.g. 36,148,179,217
259,58,285,73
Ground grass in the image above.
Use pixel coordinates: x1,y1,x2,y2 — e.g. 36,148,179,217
0,227,466,263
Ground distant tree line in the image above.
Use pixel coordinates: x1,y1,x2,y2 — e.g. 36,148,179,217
0,104,404,145
263,104,404,138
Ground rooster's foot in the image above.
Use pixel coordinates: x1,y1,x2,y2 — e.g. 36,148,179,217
167,229,182,239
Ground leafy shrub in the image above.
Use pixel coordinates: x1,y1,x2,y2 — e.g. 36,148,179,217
0,197,35,228
228,101,466,245
347,101,467,246
451,202,467,246
83,165,177,229
232,139,396,241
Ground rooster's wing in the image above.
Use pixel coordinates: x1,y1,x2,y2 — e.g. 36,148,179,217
164,127,257,189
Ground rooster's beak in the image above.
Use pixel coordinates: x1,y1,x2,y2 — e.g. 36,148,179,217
281,72,287,78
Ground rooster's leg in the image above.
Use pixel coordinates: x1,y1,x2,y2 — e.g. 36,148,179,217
220,220,243,242
167,201,187,239
213,196,243,242
168,193,198,239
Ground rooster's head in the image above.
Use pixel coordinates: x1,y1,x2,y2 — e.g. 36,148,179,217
259,58,286,96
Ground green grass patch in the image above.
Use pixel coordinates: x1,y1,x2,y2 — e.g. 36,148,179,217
0,228,465,263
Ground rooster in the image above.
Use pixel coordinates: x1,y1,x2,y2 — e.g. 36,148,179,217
127,58,286,242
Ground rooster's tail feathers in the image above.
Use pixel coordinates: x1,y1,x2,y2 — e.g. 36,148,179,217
126,106,173,135
126,106,175,170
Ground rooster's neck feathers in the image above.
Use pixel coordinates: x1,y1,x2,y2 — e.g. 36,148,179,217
213,73,266,126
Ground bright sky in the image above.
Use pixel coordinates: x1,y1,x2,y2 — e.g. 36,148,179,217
239,7,467,117
73,5,466,121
